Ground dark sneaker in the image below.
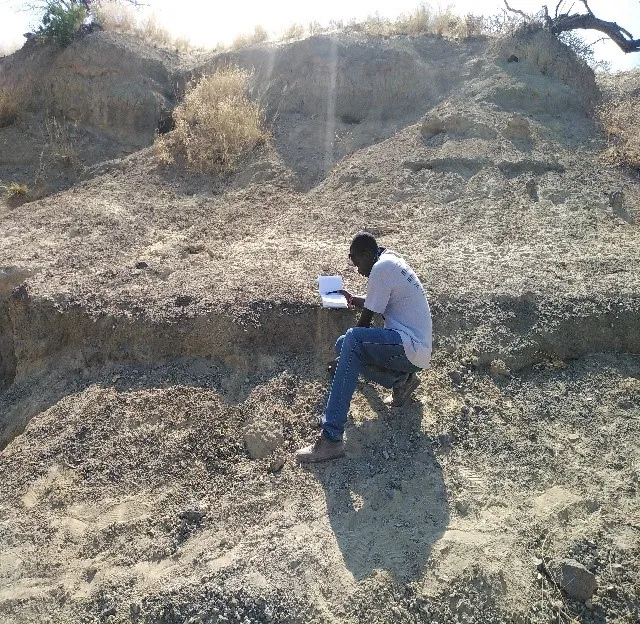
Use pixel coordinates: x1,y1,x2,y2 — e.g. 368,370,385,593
295,434,345,463
383,373,420,407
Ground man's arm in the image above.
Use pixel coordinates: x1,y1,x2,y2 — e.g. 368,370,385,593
337,290,373,326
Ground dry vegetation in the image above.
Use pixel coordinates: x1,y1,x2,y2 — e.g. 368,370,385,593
154,67,267,173
352,4,485,39
297,3,484,42
599,97,640,171
6,182,28,198
226,4,488,51
44,116,79,164
231,25,269,50
94,1,193,51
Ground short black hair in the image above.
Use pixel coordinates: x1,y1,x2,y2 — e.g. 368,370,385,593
350,231,378,255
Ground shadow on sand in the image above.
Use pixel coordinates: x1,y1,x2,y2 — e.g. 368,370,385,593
309,381,449,583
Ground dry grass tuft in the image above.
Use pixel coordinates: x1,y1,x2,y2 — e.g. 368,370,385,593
275,3,487,42
598,98,640,170
0,88,19,128
155,67,267,173
93,1,137,34
7,182,29,198
281,23,305,42
44,116,79,164
139,15,175,49
231,25,269,50
95,2,193,51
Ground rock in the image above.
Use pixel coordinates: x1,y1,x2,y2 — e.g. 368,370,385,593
135,261,148,269
547,558,597,601
181,506,207,523
489,359,511,377
448,370,462,385
244,418,283,459
101,605,117,618
455,499,470,516
503,114,531,141
268,455,285,473
608,190,624,209
175,294,194,307
533,486,582,521
10,283,30,303
420,115,444,139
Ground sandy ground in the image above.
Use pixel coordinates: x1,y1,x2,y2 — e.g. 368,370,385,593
0,29,639,624
0,351,638,622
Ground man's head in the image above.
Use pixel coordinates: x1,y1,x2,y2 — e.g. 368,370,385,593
349,232,379,277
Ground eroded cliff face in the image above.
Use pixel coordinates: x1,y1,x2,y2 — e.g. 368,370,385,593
0,30,180,147
0,27,599,190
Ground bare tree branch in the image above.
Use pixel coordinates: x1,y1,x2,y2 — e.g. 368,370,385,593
503,1,640,54
555,2,564,19
578,1,594,17
550,13,640,53
503,1,530,20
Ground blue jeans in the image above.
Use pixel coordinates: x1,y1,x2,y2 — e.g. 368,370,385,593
322,327,421,441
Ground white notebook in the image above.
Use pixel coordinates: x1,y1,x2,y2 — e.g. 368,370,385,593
318,275,348,308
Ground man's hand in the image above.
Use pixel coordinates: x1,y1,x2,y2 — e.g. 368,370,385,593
338,290,364,308
338,291,372,326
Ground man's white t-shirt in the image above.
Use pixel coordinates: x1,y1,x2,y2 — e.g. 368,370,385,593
364,249,432,369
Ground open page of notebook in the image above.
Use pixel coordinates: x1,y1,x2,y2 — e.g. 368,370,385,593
318,275,348,308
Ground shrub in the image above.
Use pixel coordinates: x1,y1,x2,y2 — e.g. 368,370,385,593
139,15,174,48
598,97,640,170
231,25,269,50
93,1,137,35
94,2,194,51
0,88,19,128
38,2,87,48
7,183,29,198
155,67,267,173
44,116,79,164
355,4,487,39
281,23,305,41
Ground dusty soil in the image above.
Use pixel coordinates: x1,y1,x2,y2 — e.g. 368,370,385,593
0,28,638,624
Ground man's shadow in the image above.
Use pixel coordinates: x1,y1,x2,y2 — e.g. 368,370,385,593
309,378,449,583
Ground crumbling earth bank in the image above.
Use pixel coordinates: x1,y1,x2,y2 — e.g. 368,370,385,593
0,29,639,624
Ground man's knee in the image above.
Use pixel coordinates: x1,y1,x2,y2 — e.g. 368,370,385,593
341,327,365,355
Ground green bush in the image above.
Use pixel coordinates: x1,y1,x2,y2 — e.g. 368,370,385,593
39,2,88,48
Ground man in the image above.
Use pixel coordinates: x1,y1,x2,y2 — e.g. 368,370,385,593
296,232,432,463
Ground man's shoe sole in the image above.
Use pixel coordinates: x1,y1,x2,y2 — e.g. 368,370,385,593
296,448,346,464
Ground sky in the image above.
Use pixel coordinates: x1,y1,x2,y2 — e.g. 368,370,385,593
1,0,639,71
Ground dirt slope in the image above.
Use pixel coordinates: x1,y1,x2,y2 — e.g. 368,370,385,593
0,28,638,624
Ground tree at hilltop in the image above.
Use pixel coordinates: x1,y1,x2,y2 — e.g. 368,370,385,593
16,1,145,46
505,0,639,54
